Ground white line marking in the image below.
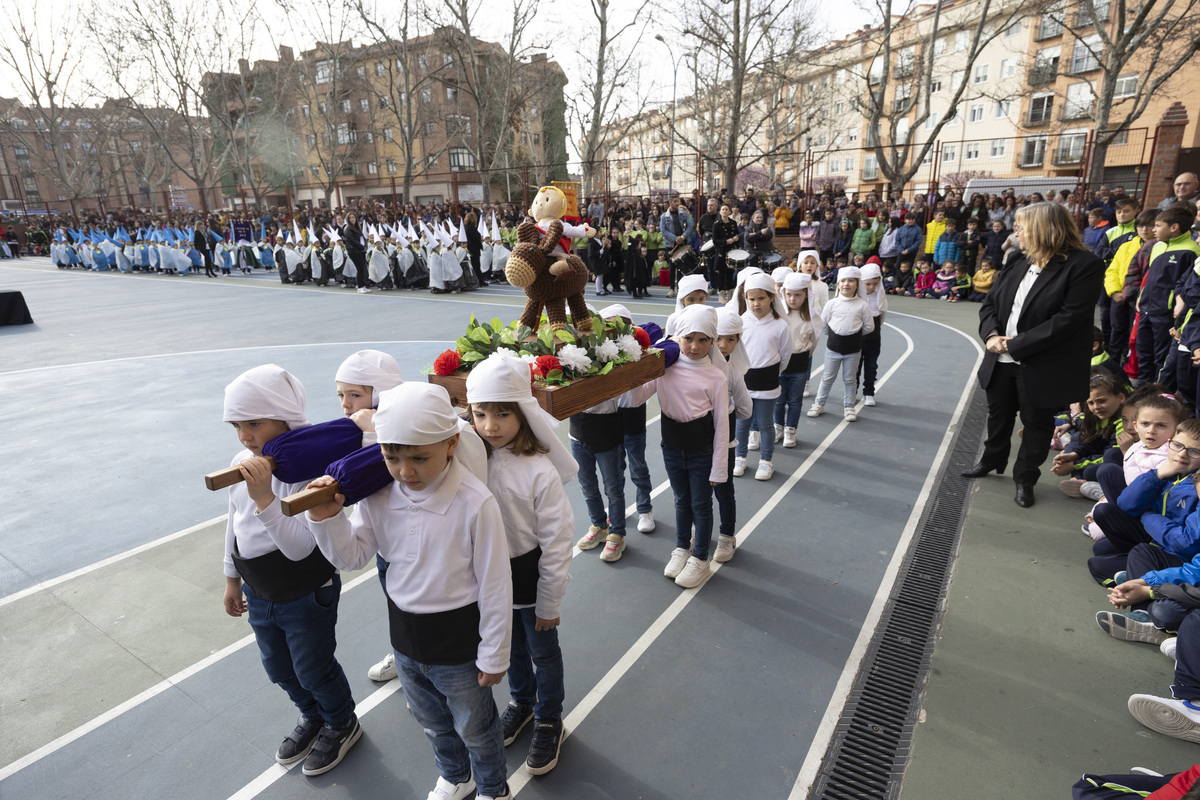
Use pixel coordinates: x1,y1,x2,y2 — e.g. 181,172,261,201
0,569,380,781
506,323,920,797
0,515,228,608
787,314,984,800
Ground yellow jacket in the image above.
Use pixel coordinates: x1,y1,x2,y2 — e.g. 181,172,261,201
1104,236,1143,297
972,267,996,293
924,219,946,253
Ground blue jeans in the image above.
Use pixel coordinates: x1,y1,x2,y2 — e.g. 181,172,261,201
774,372,806,428
571,439,627,537
814,350,862,408
713,447,736,536
623,431,653,514
736,398,777,461
395,652,508,797
663,445,715,559
244,575,356,727
508,607,565,720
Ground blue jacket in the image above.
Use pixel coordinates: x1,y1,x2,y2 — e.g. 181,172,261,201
1118,470,1200,560
894,223,923,258
659,208,694,248
1138,232,1200,316
933,231,962,266
1142,550,1200,589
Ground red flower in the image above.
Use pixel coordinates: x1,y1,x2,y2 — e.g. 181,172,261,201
533,354,561,378
433,349,462,376
632,326,652,348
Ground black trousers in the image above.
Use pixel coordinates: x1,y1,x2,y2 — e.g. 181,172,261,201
980,361,1056,485
348,251,368,288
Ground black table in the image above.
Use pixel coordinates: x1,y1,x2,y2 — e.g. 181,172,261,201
0,290,33,325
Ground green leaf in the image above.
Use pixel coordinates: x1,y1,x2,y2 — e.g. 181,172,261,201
466,315,479,331
469,327,492,344
598,361,614,375
498,329,516,345
460,350,486,363
515,325,532,342
554,329,575,343
546,368,563,381
456,336,474,353
491,317,504,333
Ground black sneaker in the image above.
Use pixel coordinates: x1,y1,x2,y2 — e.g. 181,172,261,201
275,715,322,766
525,718,563,775
500,700,534,746
301,714,362,776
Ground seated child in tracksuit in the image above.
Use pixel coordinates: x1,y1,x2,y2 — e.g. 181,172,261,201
221,365,360,778
912,259,936,298
305,382,513,800
1052,370,1126,484
929,260,957,300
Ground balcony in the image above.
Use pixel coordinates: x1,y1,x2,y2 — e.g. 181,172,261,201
1026,109,1053,127
1027,63,1058,86
895,63,914,79
1059,103,1094,121
1068,54,1101,75
1036,18,1064,40
1052,148,1084,165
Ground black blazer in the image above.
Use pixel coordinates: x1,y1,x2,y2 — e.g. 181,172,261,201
977,247,1105,408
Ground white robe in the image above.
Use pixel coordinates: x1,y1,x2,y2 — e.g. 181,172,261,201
309,246,323,280
368,245,390,282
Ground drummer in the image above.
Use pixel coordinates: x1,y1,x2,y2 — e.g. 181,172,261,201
711,204,741,305
744,209,777,268
659,195,695,298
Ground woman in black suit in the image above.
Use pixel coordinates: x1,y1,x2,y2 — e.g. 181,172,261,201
341,212,370,293
964,202,1106,507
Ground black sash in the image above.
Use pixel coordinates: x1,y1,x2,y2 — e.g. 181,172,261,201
661,412,715,453
827,329,864,355
387,598,481,665
783,351,810,374
569,411,623,454
231,542,336,604
620,404,647,435
863,314,882,341
728,411,736,441
510,546,542,606
744,364,780,392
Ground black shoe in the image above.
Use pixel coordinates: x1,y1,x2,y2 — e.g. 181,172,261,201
301,714,362,776
961,462,1003,479
525,718,563,775
1015,484,1035,508
275,715,322,766
500,700,534,746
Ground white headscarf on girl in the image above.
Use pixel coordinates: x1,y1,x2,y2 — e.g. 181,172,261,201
771,266,793,285
715,307,750,376
782,271,824,335
223,364,309,429
335,349,403,406
859,262,888,316
742,272,781,318
796,250,821,270
597,303,632,321
675,274,710,315
465,350,578,482
724,266,764,312
672,304,723,367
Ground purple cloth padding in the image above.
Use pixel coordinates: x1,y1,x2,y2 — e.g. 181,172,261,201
326,444,393,506
262,417,364,484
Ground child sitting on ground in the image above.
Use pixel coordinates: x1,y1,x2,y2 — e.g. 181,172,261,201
968,259,997,302
948,264,971,302
929,260,957,300
887,260,914,296
912,259,936,298
1054,371,1127,490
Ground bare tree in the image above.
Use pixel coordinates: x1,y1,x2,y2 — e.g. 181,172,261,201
1037,0,1200,187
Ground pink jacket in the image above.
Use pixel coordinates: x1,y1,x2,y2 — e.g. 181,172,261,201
1124,441,1170,485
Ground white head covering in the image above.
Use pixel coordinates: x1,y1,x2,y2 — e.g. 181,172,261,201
715,307,750,375
837,266,862,282
796,249,822,272
771,266,793,285
335,350,403,406
860,263,882,281
725,266,765,312
744,272,777,298
375,383,461,446
858,263,886,313
597,303,632,321
676,274,709,313
223,364,308,428
465,351,577,482
673,304,723,366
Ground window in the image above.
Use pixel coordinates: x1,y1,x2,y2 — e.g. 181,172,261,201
359,98,370,112
834,101,845,116
845,156,855,172
922,149,935,164
301,104,310,118
336,123,357,144
427,154,438,168
383,128,393,142
306,134,316,147
424,122,436,136
446,86,458,102
1000,58,1017,78
367,161,378,174
443,53,453,66
836,68,848,84
1110,129,1130,146
316,60,332,83
830,159,840,172
951,69,965,88
863,154,878,179
356,65,366,78
1114,73,1138,98
386,159,396,173
965,142,980,160
897,46,915,76
896,117,910,142
929,76,942,94
1038,4,1064,38
340,99,352,113
310,165,320,177
530,107,539,118
1056,131,1087,163
815,162,825,177
990,139,1008,157
1064,82,1094,118
935,36,947,56
1005,19,1022,36
1028,92,1053,124
1077,0,1110,25
1021,134,1047,166
995,98,1013,118
399,91,407,106
418,54,428,70
22,176,38,192
375,62,385,76
954,30,968,51
319,101,327,114
925,111,940,129
973,63,989,83
532,133,541,146
894,82,913,113
446,114,471,137
942,144,957,162
449,147,474,171
868,57,883,85
1071,34,1101,74
945,107,960,125
969,103,985,122
362,131,373,143
379,96,389,109
847,128,858,143
817,132,827,146
420,88,431,103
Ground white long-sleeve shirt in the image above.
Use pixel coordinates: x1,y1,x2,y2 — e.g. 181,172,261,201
654,355,730,482
821,295,875,337
782,308,818,355
739,312,794,400
306,457,513,674
864,286,889,324
224,449,321,579
486,449,574,619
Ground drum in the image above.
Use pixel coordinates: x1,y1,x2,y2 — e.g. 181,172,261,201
760,252,784,268
727,249,751,268
699,239,715,253
668,242,695,263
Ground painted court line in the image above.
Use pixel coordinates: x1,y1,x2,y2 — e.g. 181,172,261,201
0,568,380,782
787,314,984,800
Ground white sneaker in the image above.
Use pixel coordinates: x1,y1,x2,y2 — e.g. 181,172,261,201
357,287,371,294
477,791,511,800
844,407,857,422
1162,637,1178,660
367,651,398,682
755,460,774,480
713,534,736,563
427,775,476,800
747,431,760,451
674,556,710,588
637,512,655,533
783,427,797,448
732,457,746,477
1080,481,1105,502
1128,694,1200,744
863,395,876,407
774,423,784,443
807,405,824,418
664,547,690,578
803,386,811,398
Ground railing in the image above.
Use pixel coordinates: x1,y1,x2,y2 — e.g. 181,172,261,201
1059,103,1094,121
1035,18,1063,40
1027,63,1058,86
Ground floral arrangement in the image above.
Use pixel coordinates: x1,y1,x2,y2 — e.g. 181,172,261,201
431,312,658,387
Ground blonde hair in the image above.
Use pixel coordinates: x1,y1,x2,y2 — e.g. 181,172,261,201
1014,202,1085,267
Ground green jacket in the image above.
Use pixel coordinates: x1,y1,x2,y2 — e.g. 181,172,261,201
852,228,875,256
643,231,664,250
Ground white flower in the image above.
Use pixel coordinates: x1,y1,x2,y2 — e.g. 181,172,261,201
558,344,593,373
616,334,642,361
594,338,621,363
518,352,539,367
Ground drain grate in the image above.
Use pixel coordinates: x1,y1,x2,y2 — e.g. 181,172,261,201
810,387,988,800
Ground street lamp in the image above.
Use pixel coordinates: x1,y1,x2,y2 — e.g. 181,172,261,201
654,35,694,198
